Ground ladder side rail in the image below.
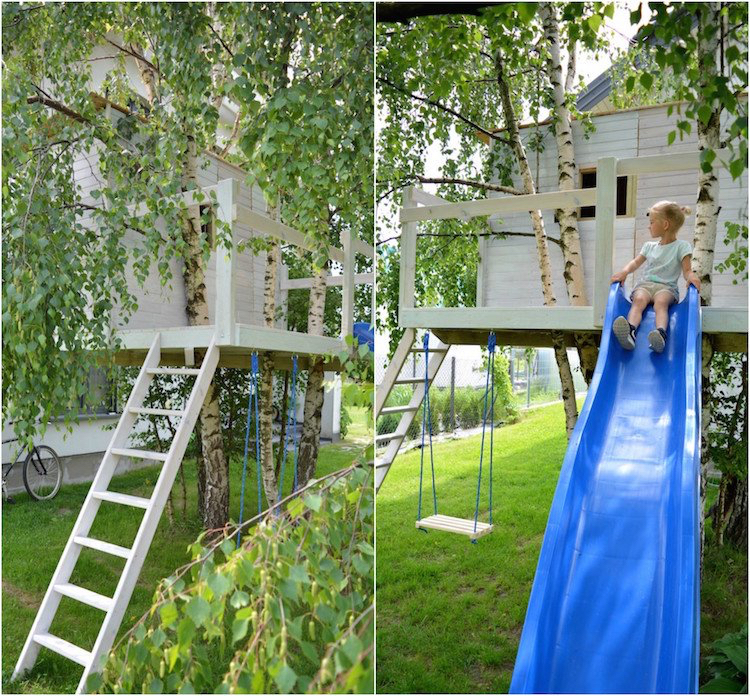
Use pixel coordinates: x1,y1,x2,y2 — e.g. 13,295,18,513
12,334,162,681
79,338,220,692
376,342,449,492
375,328,416,415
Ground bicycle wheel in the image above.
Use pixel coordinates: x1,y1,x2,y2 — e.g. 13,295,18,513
23,446,63,501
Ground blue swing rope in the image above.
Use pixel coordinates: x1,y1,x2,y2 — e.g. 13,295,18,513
417,332,438,524
277,355,299,507
238,352,261,547
473,332,496,541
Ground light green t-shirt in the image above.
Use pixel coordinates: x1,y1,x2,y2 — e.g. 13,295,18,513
639,239,692,291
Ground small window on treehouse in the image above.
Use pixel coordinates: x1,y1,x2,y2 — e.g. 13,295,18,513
578,167,636,219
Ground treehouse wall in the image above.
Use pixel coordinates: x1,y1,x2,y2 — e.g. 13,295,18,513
73,146,269,332
480,103,748,310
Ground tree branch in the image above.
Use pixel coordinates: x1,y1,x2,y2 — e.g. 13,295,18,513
218,108,243,158
377,231,562,246
377,2,502,23
377,76,510,144
104,38,161,75
415,175,523,195
208,21,234,58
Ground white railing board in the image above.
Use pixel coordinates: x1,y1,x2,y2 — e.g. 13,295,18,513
616,148,730,176
127,184,220,219
399,188,597,223
351,238,375,259
214,178,238,345
400,307,594,331
411,188,451,206
235,204,346,263
593,157,618,327
281,272,373,290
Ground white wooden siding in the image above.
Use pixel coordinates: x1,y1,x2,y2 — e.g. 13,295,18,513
482,104,748,311
72,147,268,331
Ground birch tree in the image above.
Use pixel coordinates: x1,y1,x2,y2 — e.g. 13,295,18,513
3,2,373,526
377,3,613,432
618,0,748,564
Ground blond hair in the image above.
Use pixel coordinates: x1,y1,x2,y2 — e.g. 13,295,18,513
648,200,692,232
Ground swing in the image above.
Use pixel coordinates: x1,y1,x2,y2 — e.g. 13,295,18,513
237,353,299,546
415,332,495,542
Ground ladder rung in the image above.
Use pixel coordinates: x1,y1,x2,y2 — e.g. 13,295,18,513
146,367,200,376
92,490,151,509
376,432,405,444
380,405,418,416
394,378,424,385
374,458,392,469
128,407,185,417
53,583,113,612
33,632,92,667
74,536,131,559
111,447,168,462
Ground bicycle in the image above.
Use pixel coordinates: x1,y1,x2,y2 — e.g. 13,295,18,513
2,438,63,502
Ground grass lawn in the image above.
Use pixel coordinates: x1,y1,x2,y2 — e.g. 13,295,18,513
375,401,748,694
2,411,370,695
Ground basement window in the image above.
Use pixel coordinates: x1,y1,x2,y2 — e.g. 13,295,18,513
579,168,635,219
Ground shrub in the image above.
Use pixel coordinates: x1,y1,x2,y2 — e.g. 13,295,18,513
700,624,748,693
92,464,374,695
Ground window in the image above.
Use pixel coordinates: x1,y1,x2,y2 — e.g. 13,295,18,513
579,168,635,219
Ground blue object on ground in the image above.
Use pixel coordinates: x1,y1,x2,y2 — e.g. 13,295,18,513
510,283,701,694
353,322,374,351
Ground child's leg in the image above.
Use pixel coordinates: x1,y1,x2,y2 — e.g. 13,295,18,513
652,291,674,331
627,290,651,328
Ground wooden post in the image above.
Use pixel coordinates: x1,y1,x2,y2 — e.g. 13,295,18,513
215,178,237,345
477,234,486,308
593,157,618,327
399,186,418,323
341,229,355,340
450,356,456,432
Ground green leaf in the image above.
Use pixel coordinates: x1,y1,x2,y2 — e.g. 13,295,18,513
341,635,363,665
697,104,713,126
639,73,654,90
587,14,603,33
274,664,297,693
700,676,744,693
208,572,232,599
667,130,676,146
185,596,211,627
289,564,310,584
177,617,196,648
300,640,318,664
232,618,249,643
304,493,323,512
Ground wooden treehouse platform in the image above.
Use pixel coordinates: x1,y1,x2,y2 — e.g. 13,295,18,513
111,178,374,370
397,150,747,353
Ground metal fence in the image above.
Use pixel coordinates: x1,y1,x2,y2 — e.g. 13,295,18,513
376,344,588,436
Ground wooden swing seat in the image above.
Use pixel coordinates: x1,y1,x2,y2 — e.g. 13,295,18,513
416,514,494,540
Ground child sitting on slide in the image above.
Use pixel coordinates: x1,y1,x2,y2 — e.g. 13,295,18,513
610,200,701,353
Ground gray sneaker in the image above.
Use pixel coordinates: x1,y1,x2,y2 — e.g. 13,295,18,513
648,328,667,353
613,316,636,350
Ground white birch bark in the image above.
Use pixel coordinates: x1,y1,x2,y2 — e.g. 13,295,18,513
496,50,578,435
694,1,722,574
259,240,280,507
297,265,328,487
539,2,598,385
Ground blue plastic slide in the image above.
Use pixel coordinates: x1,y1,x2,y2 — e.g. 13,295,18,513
510,283,702,694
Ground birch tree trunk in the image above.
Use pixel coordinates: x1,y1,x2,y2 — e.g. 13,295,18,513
135,46,229,529
694,2,722,573
496,50,578,435
259,242,280,507
539,2,598,385
296,265,328,487
181,135,229,529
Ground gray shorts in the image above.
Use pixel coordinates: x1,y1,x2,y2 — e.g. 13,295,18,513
631,281,678,303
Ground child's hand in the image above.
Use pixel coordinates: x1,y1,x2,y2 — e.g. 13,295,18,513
687,272,701,290
610,271,627,284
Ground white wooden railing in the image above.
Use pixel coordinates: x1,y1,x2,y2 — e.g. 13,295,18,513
398,149,747,339
126,178,374,348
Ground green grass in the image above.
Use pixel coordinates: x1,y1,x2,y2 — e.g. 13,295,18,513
2,430,367,695
376,401,748,694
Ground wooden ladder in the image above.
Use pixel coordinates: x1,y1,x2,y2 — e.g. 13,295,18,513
12,334,220,694
375,328,450,492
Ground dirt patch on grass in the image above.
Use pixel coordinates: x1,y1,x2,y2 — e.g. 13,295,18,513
2,580,39,609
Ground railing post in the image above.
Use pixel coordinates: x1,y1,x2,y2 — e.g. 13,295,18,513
278,263,289,330
215,178,238,345
593,157,618,327
341,229,354,340
399,186,417,323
